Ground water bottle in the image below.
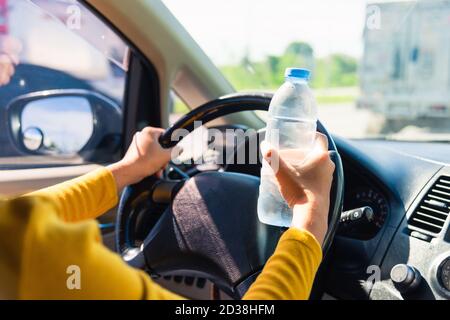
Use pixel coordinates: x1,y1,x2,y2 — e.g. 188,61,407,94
258,68,318,227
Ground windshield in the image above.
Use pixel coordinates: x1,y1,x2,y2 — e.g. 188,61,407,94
163,0,450,142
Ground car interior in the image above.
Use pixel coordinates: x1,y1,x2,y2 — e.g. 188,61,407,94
0,0,449,300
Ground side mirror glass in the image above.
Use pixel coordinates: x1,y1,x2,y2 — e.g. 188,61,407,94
20,96,94,155
7,89,123,164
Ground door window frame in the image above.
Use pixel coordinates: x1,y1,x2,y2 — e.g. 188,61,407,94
0,0,161,170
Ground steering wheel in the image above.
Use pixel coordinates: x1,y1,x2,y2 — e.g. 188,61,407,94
116,93,344,299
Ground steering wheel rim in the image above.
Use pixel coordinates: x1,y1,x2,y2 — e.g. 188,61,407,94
116,93,344,299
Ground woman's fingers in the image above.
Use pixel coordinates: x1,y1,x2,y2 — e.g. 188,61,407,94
263,133,329,170
263,147,291,176
155,169,164,179
263,146,303,206
299,133,330,169
315,132,329,151
261,133,334,206
306,133,329,161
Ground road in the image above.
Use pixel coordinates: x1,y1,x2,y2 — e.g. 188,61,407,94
317,103,372,138
171,103,450,142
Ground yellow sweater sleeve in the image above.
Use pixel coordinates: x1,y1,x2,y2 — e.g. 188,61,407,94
243,228,323,300
1,168,322,300
8,196,184,300
28,168,118,222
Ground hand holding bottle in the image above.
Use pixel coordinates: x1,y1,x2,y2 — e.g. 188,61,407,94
262,133,335,245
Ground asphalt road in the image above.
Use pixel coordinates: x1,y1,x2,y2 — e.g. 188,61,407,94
318,103,373,139
171,103,450,142
171,103,375,139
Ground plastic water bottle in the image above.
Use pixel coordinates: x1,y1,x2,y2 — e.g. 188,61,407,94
258,68,318,227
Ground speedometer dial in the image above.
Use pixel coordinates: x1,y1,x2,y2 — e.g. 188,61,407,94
354,188,389,229
345,188,389,239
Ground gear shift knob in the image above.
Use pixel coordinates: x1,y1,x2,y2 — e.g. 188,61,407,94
390,264,422,294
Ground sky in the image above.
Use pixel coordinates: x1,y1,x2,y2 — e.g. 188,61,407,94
161,0,385,65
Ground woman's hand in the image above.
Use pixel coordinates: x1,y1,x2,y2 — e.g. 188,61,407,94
108,127,177,193
262,133,335,245
0,53,17,86
0,36,22,86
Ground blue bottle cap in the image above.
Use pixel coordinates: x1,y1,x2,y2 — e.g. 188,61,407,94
285,68,311,80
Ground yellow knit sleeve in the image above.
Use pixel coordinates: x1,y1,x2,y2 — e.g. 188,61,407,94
27,167,118,222
243,228,323,300
17,197,184,300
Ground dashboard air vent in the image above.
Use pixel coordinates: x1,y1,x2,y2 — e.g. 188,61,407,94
408,176,450,235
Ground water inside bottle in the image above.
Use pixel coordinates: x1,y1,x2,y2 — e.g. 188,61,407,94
258,162,293,227
258,68,317,227
265,116,316,164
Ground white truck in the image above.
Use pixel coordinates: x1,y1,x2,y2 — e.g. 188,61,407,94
359,0,450,121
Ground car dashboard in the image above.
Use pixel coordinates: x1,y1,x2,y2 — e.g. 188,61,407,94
325,137,450,300
158,126,450,300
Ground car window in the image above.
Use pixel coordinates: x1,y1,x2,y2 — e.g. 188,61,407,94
163,0,450,142
0,0,129,168
169,92,190,125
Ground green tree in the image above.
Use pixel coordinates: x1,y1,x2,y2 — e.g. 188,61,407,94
220,42,358,91
285,42,314,58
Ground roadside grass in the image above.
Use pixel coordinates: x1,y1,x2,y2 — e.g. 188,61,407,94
174,99,190,114
316,95,356,105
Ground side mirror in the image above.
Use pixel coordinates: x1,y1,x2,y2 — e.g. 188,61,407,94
8,89,122,161
20,95,94,154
